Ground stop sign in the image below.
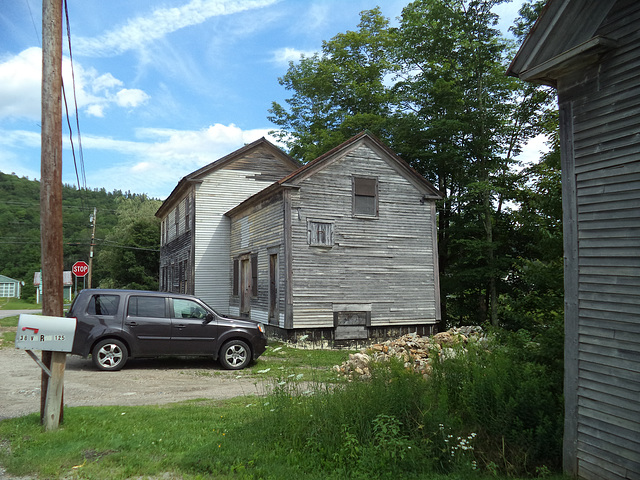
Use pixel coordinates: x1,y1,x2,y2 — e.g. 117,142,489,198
72,261,89,277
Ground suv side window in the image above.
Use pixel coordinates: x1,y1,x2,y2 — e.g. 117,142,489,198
173,298,208,319
128,296,166,318
87,294,119,316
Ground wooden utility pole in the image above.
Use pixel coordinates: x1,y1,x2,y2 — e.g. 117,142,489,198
40,0,66,430
87,207,96,288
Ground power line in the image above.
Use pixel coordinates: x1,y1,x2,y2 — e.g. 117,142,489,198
61,0,87,195
24,0,41,47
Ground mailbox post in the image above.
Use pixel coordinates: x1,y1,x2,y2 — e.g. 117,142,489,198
16,314,76,430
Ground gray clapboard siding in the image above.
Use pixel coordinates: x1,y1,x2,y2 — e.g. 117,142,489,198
229,191,286,326
288,144,438,328
507,0,640,477
226,133,441,335
157,139,298,313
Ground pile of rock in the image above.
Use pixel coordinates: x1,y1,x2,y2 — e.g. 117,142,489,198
332,326,486,380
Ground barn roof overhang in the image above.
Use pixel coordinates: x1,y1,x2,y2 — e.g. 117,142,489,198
507,0,617,87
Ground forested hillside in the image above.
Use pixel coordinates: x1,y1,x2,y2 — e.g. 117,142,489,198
0,172,161,300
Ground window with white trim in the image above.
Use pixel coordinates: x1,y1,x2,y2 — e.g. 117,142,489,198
353,176,378,217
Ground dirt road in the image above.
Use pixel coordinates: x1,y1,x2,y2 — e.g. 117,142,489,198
0,345,266,420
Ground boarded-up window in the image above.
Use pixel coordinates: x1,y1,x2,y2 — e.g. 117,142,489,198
251,254,258,297
185,196,190,232
308,220,334,246
232,258,239,296
175,205,180,236
353,177,378,217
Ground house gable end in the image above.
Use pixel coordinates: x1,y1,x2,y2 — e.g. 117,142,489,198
282,132,441,199
156,138,298,219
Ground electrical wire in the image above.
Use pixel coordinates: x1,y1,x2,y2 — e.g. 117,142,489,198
62,0,88,194
24,0,41,47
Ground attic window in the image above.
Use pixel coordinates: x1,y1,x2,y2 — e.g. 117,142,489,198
308,220,334,247
353,176,378,217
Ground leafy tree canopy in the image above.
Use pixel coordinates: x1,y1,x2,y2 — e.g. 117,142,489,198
268,0,560,329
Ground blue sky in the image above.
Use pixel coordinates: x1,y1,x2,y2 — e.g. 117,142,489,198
0,0,532,199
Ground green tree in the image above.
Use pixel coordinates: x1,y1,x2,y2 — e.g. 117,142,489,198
267,0,558,328
95,196,161,290
386,0,556,326
268,7,398,162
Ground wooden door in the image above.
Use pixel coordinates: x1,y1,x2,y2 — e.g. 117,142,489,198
269,253,278,324
240,258,251,317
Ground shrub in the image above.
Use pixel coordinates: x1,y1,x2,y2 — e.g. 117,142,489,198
230,325,564,478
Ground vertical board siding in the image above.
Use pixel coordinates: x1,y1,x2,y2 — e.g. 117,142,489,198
289,144,438,328
560,2,640,477
159,189,193,294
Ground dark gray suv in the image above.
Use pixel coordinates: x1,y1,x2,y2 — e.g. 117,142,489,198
67,289,267,371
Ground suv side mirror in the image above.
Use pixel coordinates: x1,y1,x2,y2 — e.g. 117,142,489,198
203,313,215,324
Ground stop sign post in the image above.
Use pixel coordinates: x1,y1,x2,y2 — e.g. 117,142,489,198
72,261,89,277
72,261,89,295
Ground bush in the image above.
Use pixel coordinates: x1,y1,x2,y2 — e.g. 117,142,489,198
232,325,563,478
427,331,564,474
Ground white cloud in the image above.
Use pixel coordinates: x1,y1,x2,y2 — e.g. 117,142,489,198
92,73,124,93
0,48,42,120
271,47,316,66
0,129,41,148
516,133,550,167
293,3,330,34
86,104,105,117
0,48,151,121
74,123,278,198
115,89,150,108
73,0,279,57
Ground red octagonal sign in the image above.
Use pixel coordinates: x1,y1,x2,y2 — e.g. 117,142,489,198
72,261,89,277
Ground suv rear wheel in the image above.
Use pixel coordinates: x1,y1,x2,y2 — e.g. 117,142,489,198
92,339,128,371
219,340,251,370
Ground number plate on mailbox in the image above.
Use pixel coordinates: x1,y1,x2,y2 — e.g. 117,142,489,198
15,314,77,352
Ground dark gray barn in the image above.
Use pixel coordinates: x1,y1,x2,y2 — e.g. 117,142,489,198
508,1,640,478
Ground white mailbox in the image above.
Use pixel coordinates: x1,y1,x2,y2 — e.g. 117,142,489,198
15,314,77,352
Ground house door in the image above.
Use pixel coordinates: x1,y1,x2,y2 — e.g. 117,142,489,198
269,253,278,325
240,257,251,317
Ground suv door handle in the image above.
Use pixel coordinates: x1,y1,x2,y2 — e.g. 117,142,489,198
175,324,186,329
125,321,138,326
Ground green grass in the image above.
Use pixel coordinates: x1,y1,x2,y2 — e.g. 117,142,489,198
0,314,18,348
0,398,565,480
0,333,564,479
240,342,355,382
0,298,39,310
0,315,19,328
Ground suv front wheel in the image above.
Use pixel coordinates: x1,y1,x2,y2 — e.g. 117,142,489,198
92,339,128,371
219,340,251,370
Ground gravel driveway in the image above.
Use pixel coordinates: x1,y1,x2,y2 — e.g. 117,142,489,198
0,344,266,420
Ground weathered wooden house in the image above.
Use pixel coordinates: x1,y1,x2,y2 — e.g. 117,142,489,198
508,1,640,478
225,132,441,340
158,132,442,340
155,138,300,312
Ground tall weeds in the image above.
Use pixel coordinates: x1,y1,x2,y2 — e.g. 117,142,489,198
233,327,564,478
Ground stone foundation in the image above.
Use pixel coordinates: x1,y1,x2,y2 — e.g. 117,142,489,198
263,323,438,349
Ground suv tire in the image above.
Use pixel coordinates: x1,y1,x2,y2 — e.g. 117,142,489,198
219,339,251,370
92,339,128,371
